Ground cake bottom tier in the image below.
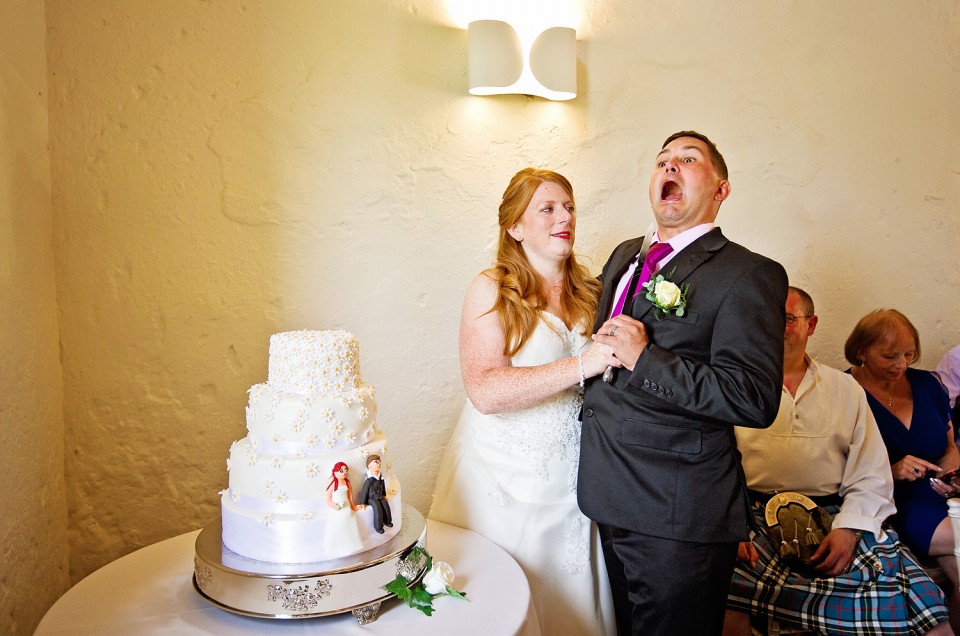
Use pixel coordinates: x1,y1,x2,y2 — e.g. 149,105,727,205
194,505,427,619
221,483,402,563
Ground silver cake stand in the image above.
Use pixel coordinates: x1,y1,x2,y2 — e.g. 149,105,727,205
193,505,427,623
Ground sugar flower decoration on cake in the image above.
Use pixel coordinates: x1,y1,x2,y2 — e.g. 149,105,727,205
274,491,289,505
306,463,320,478
263,480,276,494
384,546,466,616
306,434,320,449
301,512,314,521
358,406,370,419
226,457,232,472
345,432,357,444
332,421,345,435
291,410,307,432
321,408,335,422
230,489,240,504
323,436,336,449
641,268,689,319
271,456,285,469
260,513,274,526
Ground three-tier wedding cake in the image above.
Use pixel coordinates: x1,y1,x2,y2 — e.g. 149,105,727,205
219,329,402,563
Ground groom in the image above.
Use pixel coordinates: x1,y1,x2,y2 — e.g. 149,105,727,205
580,131,788,635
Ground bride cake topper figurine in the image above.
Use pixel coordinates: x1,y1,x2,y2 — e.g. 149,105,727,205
324,461,363,556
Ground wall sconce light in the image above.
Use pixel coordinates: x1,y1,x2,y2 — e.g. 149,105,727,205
468,20,577,101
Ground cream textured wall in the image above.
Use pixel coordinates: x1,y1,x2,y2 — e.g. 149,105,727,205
43,0,960,588
0,1,70,633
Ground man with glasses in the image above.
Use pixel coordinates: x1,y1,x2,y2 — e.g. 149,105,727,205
723,286,950,635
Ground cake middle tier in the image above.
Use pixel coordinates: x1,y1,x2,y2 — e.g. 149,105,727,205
245,382,377,452
226,433,392,500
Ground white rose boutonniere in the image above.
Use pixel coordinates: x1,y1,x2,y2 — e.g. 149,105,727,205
641,268,688,318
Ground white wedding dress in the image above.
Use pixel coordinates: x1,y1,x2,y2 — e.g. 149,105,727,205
430,312,616,636
324,485,363,558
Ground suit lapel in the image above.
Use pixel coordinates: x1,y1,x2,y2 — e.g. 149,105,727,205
629,228,728,319
594,237,645,332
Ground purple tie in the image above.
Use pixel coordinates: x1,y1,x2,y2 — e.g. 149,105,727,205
610,242,674,317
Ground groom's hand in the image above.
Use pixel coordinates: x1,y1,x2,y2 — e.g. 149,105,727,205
594,316,648,371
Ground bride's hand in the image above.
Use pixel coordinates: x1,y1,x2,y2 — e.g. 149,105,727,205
580,341,621,378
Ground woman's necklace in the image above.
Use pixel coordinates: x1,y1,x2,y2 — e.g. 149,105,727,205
856,368,895,407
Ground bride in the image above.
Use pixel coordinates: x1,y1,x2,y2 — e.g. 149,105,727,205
430,168,618,635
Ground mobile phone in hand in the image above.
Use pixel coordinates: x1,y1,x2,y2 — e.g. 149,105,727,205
931,469,960,487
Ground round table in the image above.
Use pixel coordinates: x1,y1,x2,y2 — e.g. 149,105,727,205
36,520,539,635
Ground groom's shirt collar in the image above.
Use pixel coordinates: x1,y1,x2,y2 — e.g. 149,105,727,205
653,223,715,268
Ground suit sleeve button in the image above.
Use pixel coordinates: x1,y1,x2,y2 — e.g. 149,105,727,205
666,390,673,397
584,408,594,418
643,380,651,388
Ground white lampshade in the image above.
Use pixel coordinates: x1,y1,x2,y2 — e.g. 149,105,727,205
468,20,577,101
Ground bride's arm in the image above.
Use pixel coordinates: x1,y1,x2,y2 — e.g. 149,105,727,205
461,272,617,415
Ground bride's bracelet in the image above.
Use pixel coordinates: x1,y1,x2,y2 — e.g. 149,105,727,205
577,353,586,388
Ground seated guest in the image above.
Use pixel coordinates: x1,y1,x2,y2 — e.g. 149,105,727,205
847,309,960,632
935,344,960,424
724,288,950,636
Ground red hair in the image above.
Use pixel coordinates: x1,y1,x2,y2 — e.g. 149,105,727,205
328,461,350,491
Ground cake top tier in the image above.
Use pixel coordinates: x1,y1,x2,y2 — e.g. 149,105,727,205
266,330,361,395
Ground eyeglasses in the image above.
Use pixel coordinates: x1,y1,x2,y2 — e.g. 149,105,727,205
784,313,811,326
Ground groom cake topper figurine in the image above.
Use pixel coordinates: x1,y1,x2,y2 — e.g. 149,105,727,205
357,455,393,534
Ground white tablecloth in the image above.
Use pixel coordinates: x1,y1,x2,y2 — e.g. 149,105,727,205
36,520,538,635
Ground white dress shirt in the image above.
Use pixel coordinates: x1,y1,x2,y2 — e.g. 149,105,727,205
735,356,896,538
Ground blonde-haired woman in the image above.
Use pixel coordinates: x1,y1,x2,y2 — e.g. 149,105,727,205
430,168,618,635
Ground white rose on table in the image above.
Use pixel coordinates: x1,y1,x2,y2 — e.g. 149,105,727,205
422,561,456,595
653,280,682,308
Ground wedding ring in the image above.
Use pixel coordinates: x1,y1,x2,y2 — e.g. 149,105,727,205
610,326,618,336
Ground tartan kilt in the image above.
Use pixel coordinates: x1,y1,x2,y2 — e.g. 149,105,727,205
727,503,949,635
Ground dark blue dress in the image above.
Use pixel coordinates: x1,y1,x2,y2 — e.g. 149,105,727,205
861,368,952,559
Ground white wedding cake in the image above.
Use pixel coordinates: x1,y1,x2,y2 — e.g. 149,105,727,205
220,330,402,563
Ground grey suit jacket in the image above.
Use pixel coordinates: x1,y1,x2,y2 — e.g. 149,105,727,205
579,228,788,542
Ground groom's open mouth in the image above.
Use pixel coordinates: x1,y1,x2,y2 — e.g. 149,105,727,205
661,180,682,201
